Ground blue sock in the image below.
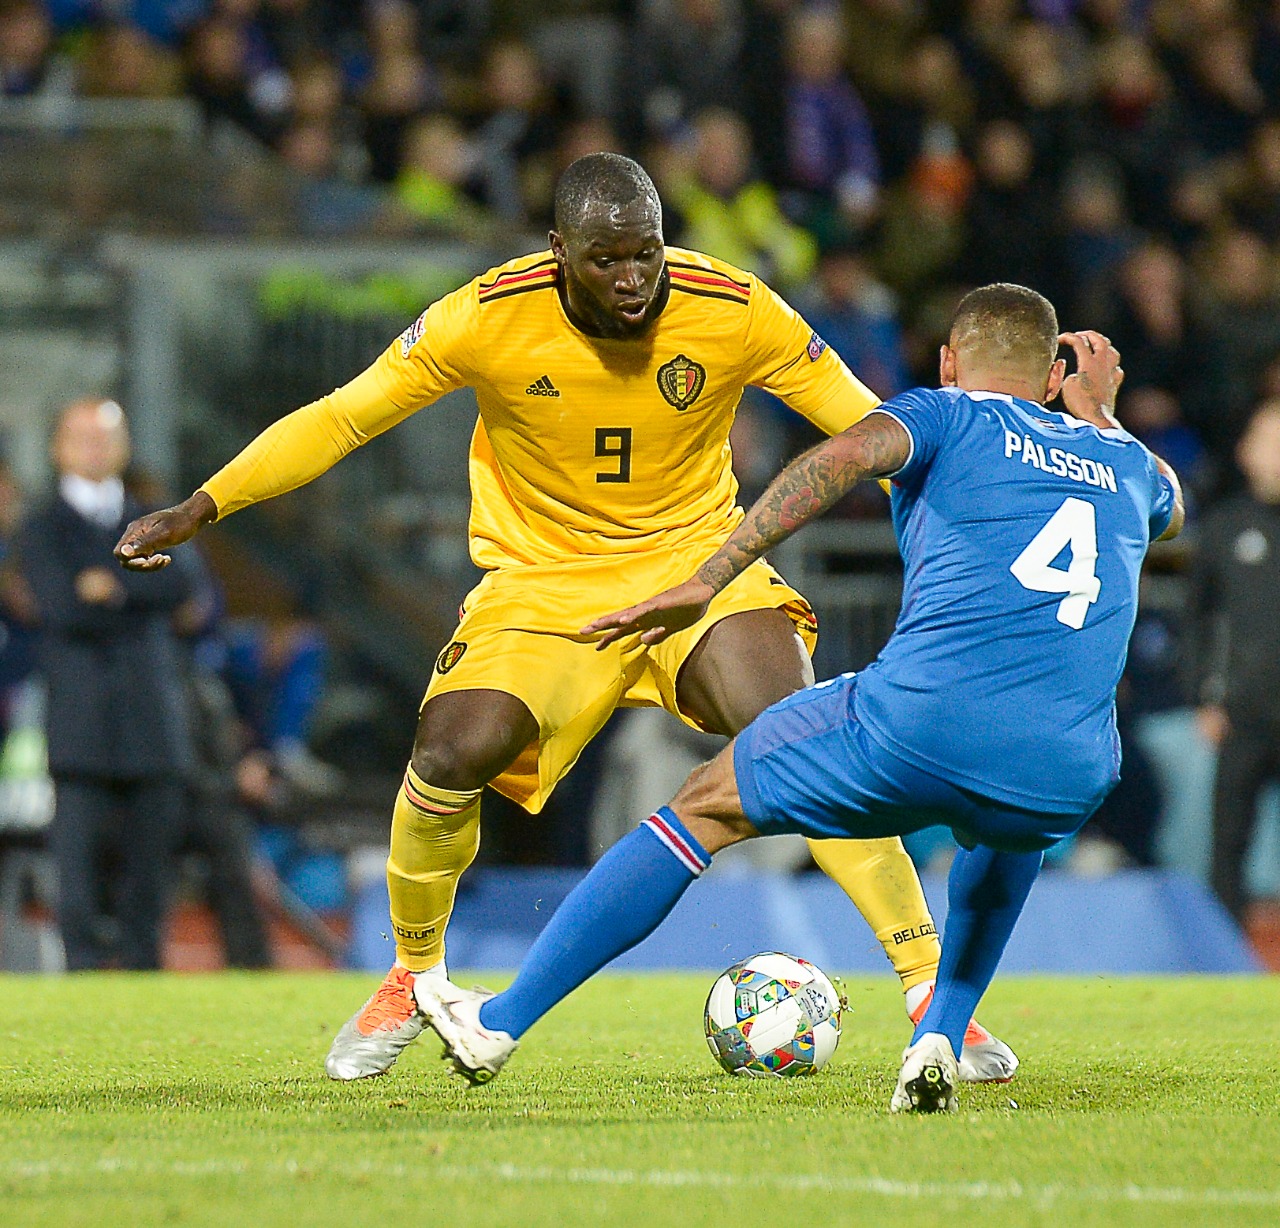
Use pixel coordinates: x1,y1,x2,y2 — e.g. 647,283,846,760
479,807,710,1039
913,845,1043,1058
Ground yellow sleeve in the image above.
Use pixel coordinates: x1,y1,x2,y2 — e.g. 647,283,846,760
742,277,881,435
201,282,479,519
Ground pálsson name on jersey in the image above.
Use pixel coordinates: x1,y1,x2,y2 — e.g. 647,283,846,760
1004,430,1118,493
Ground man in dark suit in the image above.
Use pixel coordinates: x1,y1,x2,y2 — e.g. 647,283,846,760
15,399,194,970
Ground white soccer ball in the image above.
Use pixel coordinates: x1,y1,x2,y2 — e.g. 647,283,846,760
703,951,845,1077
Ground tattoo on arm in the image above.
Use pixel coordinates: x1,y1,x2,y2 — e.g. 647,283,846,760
696,412,911,591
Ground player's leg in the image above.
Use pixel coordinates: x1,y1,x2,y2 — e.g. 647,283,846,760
415,745,753,1083
325,688,537,1080
672,605,1013,1080
675,608,942,994
891,843,1043,1113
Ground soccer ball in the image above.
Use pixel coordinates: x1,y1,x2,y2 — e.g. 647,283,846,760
703,952,845,1077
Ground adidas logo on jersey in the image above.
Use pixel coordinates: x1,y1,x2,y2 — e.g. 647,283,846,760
526,376,560,397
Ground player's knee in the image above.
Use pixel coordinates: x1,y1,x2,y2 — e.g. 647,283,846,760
670,756,754,855
410,739,502,793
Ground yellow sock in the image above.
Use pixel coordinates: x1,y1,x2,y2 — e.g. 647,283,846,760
386,766,481,972
807,836,941,994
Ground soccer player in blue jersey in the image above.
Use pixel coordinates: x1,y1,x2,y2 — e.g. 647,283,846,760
413,283,1185,1112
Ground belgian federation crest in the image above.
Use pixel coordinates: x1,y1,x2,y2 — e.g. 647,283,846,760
435,641,467,675
656,354,707,411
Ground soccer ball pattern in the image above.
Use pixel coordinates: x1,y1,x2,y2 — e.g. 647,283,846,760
704,952,845,1077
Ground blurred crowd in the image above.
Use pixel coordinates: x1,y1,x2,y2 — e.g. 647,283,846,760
3,0,1280,955
5,0,1280,490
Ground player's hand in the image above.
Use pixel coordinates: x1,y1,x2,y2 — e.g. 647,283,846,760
114,490,217,571
581,578,716,648
1058,331,1124,429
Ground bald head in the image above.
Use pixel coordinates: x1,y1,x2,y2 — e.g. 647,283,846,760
53,398,130,482
553,152,661,237
947,283,1060,391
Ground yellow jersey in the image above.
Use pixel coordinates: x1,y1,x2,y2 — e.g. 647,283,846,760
201,247,881,570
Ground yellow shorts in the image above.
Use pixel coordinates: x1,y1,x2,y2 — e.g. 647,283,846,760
423,549,817,812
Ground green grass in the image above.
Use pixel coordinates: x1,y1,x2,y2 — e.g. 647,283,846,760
1,974,1278,1227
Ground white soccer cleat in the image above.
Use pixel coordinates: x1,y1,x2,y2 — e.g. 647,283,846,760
891,1031,959,1114
908,984,1019,1084
414,977,517,1085
325,965,425,1081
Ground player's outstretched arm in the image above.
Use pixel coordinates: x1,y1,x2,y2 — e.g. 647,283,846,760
115,491,218,571
584,412,912,646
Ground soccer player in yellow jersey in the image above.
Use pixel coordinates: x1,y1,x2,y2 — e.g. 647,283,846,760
116,153,1016,1084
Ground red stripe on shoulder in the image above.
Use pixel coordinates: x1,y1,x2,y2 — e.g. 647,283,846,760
668,270,751,300
478,256,557,291
478,270,557,299
477,278,557,305
666,260,751,290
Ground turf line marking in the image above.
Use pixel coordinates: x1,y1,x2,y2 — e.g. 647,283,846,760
3,1158,1279,1208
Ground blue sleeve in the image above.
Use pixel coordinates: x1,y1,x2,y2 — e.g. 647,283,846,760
1148,453,1177,539
872,388,954,486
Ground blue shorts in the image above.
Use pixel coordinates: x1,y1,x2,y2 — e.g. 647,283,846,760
733,674,1088,854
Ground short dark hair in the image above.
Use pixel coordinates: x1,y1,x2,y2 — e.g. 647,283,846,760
950,283,1059,375
553,152,661,235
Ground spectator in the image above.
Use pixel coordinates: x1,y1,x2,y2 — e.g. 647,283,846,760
1227,119,1280,243
1099,241,1214,433
14,400,195,970
665,107,816,288
1165,159,1231,250
1187,402,1280,922
630,0,745,138
1056,157,1136,319
842,0,928,104
984,19,1085,183
80,22,182,98
872,148,968,302
0,0,70,97
183,641,273,969
1118,387,1209,512
393,112,489,236
961,119,1057,297
359,34,438,184
471,40,561,224
1193,227,1280,461
1173,24,1266,162
1081,34,1185,232
782,3,881,234
184,10,284,147
277,118,387,235
797,241,908,400
872,34,975,188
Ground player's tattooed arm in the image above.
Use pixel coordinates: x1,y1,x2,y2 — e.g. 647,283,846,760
583,413,910,647
696,412,910,593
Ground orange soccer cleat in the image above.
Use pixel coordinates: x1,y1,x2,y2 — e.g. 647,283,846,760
324,965,427,1081
908,983,1019,1084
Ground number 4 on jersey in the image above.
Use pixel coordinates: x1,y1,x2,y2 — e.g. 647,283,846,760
1009,496,1101,630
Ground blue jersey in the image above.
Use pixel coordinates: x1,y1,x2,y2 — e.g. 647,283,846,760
853,387,1177,814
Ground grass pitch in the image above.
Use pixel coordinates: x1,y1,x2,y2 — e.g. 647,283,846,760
1,974,1278,1227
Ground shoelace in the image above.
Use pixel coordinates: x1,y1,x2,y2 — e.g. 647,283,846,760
359,969,416,1032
